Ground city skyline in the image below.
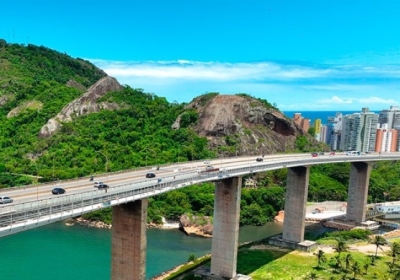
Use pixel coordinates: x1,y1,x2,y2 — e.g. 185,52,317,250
2,0,399,111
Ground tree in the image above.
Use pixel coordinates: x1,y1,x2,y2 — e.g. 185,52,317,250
351,261,361,279
334,239,349,257
187,253,196,262
363,263,369,275
309,272,317,280
368,235,387,257
387,242,400,265
313,249,327,268
344,253,353,271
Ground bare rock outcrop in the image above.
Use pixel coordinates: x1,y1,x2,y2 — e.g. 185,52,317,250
39,76,123,137
179,214,213,237
173,94,321,155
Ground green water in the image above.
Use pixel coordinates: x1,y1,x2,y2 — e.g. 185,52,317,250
0,222,283,279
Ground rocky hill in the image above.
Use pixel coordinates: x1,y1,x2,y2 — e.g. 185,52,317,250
39,76,124,137
0,40,327,185
173,93,326,156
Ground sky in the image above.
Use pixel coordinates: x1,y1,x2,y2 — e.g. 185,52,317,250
1,0,400,111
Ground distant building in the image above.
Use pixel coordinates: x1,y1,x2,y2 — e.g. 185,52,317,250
320,125,328,143
375,124,398,152
292,113,310,132
314,119,322,141
326,112,342,151
378,106,400,129
340,108,378,152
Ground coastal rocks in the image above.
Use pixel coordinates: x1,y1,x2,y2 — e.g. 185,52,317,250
274,210,284,222
179,214,213,237
39,76,124,137
75,217,112,229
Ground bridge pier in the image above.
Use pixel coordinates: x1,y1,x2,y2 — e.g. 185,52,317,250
111,199,148,280
346,162,372,223
210,176,242,279
282,166,310,243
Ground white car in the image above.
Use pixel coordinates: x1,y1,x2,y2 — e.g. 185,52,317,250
204,160,210,164
0,196,13,204
94,182,104,187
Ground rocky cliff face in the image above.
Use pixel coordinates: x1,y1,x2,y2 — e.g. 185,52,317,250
39,76,123,137
179,214,213,237
173,94,317,155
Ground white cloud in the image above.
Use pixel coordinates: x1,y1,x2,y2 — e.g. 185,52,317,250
90,58,400,110
357,97,398,104
92,60,331,81
318,96,354,104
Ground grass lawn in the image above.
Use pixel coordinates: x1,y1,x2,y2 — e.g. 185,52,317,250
236,245,394,280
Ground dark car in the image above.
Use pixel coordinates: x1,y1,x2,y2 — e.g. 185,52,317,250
205,165,215,171
256,158,263,162
52,188,66,195
0,196,13,204
146,173,156,178
97,183,109,189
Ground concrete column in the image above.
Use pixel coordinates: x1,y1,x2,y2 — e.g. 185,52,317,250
111,199,148,280
210,176,242,279
282,166,310,243
346,162,372,223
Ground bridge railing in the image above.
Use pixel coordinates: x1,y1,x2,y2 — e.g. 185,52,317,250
1,153,400,231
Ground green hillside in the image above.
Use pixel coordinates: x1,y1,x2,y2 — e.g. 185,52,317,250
1,40,399,226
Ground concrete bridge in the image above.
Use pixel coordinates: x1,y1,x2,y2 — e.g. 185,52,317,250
1,152,400,279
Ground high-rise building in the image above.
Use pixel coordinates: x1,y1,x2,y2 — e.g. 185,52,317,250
314,119,322,141
320,125,328,143
378,106,400,129
378,106,400,151
375,124,398,152
326,112,342,150
340,108,379,152
292,113,310,132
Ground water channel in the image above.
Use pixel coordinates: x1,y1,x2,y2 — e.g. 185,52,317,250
0,221,283,279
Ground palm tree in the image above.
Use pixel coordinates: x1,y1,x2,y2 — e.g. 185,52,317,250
344,253,353,271
351,261,361,279
334,255,343,270
387,241,400,265
368,235,387,257
309,272,317,280
314,249,327,268
368,254,376,265
334,239,349,257
363,263,369,274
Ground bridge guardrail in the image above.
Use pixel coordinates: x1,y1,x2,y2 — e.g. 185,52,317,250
1,153,400,234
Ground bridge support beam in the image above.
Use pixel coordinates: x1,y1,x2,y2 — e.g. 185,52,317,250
346,162,372,223
210,176,242,279
111,199,148,280
282,166,310,243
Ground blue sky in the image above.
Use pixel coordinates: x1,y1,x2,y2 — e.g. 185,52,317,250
2,0,399,111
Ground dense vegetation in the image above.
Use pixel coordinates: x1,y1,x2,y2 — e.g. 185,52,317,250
1,40,400,227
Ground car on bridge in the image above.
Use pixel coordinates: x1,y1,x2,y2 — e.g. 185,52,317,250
0,196,13,204
93,182,104,187
146,173,156,178
52,188,66,195
97,183,109,189
205,165,215,171
256,158,263,162
311,153,318,157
